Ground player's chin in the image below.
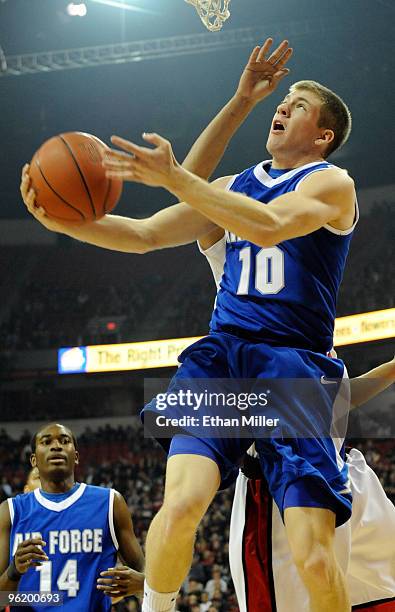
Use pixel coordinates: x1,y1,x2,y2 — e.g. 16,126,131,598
266,134,285,153
46,463,71,477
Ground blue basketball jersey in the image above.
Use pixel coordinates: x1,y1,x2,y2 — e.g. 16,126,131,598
210,160,358,353
8,484,118,611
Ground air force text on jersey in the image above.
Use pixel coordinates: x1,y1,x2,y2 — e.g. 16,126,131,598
12,529,104,556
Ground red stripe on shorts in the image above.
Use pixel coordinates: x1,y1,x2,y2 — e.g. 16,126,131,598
242,479,276,611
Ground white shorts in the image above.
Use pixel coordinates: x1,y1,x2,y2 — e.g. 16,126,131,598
229,448,395,611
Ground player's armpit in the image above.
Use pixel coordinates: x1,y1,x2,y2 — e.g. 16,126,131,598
112,491,145,574
197,226,225,251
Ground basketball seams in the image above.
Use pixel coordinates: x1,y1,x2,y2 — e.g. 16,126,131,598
59,135,97,219
30,132,121,221
35,155,86,220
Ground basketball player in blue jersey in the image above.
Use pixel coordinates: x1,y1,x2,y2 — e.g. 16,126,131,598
0,423,145,611
21,38,362,611
100,69,356,612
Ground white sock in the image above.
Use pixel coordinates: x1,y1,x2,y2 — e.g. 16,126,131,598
142,580,178,612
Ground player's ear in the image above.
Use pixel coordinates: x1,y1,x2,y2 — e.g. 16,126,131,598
74,450,79,465
30,453,37,468
315,129,334,147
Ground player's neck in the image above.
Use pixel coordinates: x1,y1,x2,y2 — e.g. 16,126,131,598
271,152,325,170
40,476,76,494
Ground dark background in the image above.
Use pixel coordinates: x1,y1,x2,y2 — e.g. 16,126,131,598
1,0,394,221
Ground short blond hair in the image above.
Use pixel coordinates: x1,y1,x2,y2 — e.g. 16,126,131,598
290,80,352,157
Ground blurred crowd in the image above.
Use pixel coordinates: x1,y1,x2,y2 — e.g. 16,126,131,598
0,425,394,611
1,202,393,352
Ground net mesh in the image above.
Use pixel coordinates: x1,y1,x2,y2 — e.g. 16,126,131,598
185,0,231,32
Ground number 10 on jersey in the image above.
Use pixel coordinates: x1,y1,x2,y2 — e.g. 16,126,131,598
237,246,284,295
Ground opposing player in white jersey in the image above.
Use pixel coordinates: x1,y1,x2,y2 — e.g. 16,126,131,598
0,423,145,610
199,230,395,612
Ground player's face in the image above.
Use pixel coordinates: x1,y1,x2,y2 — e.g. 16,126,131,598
266,89,326,160
31,424,78,480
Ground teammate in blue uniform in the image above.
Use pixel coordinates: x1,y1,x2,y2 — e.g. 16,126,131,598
21,39,358,611
0,423,145,611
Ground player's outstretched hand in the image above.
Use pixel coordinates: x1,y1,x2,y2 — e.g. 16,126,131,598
236,38,293,104
97,565,144,597
20,164,85,234
14,538,48,574
104,133,180,190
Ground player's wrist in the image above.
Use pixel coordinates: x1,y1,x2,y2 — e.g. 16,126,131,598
7,557,23,582
232,91,258,110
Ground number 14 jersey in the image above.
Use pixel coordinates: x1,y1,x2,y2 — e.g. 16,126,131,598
210,160,358,353
8,484,118,611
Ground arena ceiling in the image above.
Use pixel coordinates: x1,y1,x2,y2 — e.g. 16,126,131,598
1,0,393,220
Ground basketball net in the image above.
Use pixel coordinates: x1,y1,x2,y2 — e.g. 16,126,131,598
185,0,231,32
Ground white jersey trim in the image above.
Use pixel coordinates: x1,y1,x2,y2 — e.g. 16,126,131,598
295,168,359,235
108,489,119,550
7,498,14,525
33,482,87,512
225,174,238,190
229,473,248,612
198,236,226,290
253,159,333,188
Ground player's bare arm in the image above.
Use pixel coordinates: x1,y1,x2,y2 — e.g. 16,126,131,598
21,164,229,253
106,133,355,247
183,38,292,179
0,501,48,592
20,39,291,253
349,355,395,409
97,491,144,597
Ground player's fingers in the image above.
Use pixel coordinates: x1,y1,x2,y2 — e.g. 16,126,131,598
20,173,31,198
102,159,131,172
111,136,149,159
18,544,48,557
258,38,273,60
98,587,122,595
273,68,290,83
18,539,47,550
97,585,119,592
105,171,133,181
247,46,260,65
21,164,30,182
103,149,133,163
275,47,293,69
18,552,49,565
142,132,168,148
267,40,289,64
26,188,37,208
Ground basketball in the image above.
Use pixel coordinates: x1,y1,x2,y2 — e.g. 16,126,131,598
29,132,123,222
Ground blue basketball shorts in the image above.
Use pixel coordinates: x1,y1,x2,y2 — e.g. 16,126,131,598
142,332,352,526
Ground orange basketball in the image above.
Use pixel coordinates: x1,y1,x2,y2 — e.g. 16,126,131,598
29,132,122,222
